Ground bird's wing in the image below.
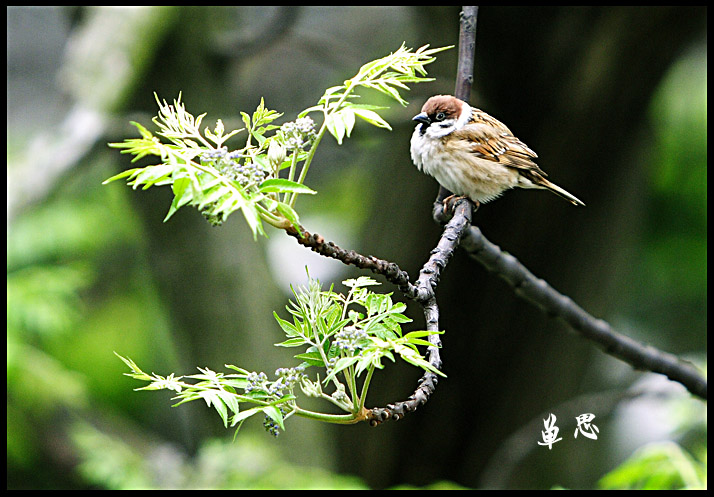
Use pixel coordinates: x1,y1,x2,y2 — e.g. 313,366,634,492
452,108,549,179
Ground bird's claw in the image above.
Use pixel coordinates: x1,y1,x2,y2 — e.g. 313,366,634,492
443,195,478,213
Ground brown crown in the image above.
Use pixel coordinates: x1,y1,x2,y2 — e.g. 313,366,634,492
421,95,464,119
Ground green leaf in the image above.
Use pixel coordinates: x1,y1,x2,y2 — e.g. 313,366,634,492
164,176,192,221
275,202,302,232
403,330,443,340
198,390,229,427
237,198,266,240
326,317,351,338
352,108,392,130
348,310,363,324
131,164,174,190
131,120,154,139
258,178,316,195
326,112,346,145
240,111,251,130
293,351,325,367
364,323,399,340
102,168,142,185
262,405,285,430
404,337,436,348
375,81,406,104
365,293,388,316
343,276,380,288
355,58,383,78
298,105,323,118
224,364,251,375
230,406,262,427
345,103,389,112
275,337,307,347
399,352,445,377
273,311,299,336
323,356,360,384
218,390,241,420
114,352,153,382
598,442,706,490
251,131,267,147
324,85,345,96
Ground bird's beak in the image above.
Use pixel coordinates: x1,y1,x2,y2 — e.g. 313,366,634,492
412,112,430,125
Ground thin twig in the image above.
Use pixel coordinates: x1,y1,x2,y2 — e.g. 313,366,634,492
360,6,482,424
284,226,413,294
435,6,479,220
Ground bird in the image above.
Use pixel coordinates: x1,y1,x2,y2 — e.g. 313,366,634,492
410,94,585,207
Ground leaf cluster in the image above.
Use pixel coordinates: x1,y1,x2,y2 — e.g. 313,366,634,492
106,95,311,237
301,43,451,145
598,441,707,490
111,44,452,437
116,276,443,436
115,353,296,436
276,276,443,383
105,44,450,238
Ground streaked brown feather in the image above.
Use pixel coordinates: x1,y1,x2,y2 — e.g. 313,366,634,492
454,108,549,178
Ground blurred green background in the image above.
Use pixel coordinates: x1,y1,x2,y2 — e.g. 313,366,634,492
7,6,706,489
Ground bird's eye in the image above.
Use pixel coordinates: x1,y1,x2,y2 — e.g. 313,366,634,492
435,112,446,121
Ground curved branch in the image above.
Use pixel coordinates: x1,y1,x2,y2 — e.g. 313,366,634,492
367,199,474,425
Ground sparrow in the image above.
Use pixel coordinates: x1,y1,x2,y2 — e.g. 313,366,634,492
410,95,585,207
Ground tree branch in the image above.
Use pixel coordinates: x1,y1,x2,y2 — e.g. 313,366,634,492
284,226,413,294
286,199,474,425
367,198,473,425
454,6,478,101
460,225,707,400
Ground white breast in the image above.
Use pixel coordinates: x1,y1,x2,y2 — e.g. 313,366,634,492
409,126,520,203
410,128,470,195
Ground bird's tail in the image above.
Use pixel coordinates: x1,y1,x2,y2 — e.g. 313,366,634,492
541,179,586,206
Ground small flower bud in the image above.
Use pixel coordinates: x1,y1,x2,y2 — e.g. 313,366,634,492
267,139,286,168
214,119,225,138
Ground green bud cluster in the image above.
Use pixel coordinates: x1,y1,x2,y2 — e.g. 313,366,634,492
333,326,368,354
200,147,267,187
279,116,316,150
244,371,269,394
